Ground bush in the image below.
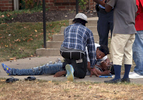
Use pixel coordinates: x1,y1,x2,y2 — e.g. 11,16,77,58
20,0,41,9
79,0,88,11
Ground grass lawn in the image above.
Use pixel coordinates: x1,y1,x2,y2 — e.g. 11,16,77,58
0,9,139,100
0,79,143,100
0,20,69,62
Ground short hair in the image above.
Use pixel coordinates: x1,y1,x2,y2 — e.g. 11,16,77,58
98,45,109,55
72,18,87,26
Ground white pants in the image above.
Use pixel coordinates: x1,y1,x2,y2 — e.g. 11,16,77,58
110,33,135,65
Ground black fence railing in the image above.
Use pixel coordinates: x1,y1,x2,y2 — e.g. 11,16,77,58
43,0,46,48
43,0,79,48
76,0,79,14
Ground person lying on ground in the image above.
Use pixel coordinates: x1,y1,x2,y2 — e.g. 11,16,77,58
86,43,111,77
1,44,111,77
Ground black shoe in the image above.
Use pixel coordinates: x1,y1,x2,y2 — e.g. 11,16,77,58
121,78,130,83
104,79,121,83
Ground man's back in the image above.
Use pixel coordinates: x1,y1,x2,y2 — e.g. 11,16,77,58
62,23,94,52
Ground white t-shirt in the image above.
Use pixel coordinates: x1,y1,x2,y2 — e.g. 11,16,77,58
86,43,107,62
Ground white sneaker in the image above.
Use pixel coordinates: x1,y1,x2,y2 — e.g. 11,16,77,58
129,72,143,79
65,64,74,81
129,71,135,75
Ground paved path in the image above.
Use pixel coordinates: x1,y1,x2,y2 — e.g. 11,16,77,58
0,56,143,85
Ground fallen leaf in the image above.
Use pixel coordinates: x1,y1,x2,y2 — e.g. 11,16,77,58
48,81,52,83
0,80,5,82
5,45,8,47
14,39,21,42
35,30,37,32
1,15,4,17
40,33,43,35
35,35,38,37
27,38,33,42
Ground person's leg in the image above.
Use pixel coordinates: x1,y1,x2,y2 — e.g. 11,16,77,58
64,55,87,79
105,34,129,83
108,10,113,38
122,34,135,81
133,31,143,75
97,11,109,46
122,64,131,82
2,63,63,75
70,55,87,78
63,58,75,81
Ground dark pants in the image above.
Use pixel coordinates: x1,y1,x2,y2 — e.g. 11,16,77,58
97,8,113,46
61,52,87,78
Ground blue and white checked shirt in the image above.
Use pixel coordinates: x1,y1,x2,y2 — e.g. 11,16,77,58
61,23,96,68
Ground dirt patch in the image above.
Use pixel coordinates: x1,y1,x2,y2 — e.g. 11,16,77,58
6,10,97,23
0,80,143,100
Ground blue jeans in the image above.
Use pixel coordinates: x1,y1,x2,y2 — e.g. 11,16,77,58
10,63,64,75
133,31,143,75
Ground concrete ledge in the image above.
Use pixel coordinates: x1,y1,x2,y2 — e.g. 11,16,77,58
36,48,61,56
46,41,62,48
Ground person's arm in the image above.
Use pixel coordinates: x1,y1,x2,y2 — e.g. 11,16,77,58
105,3,112,12
105,0,116,12
92,67,110,76
87,62,91,72
93,0,106,7
87,62,99,77
54,71,66,77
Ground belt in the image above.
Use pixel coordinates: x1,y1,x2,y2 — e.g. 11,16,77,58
60,51,85,60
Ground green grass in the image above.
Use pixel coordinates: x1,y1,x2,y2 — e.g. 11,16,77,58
0,20,69,61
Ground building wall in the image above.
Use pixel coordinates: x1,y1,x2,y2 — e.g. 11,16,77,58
45,0,76,10
0,0,13,11
0,0,95,11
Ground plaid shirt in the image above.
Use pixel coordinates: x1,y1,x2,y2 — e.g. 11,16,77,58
61,23,96,68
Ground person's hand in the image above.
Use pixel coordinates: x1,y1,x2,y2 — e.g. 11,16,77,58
90,68,99,77
101,0,106,7
54,71,66,77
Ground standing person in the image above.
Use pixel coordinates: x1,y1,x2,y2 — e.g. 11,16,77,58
60,13,96,81
93,0,113,46
103,0,137,83
129,0,143,78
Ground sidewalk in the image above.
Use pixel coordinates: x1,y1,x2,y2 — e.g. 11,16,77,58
0,56,143,85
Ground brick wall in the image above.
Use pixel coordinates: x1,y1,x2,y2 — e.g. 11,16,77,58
0,0,95,11
88,0,96,10
45,0,95,10
0,0,13,11
45,0,76,10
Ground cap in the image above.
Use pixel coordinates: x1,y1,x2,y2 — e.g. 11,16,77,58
74,13,87,22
